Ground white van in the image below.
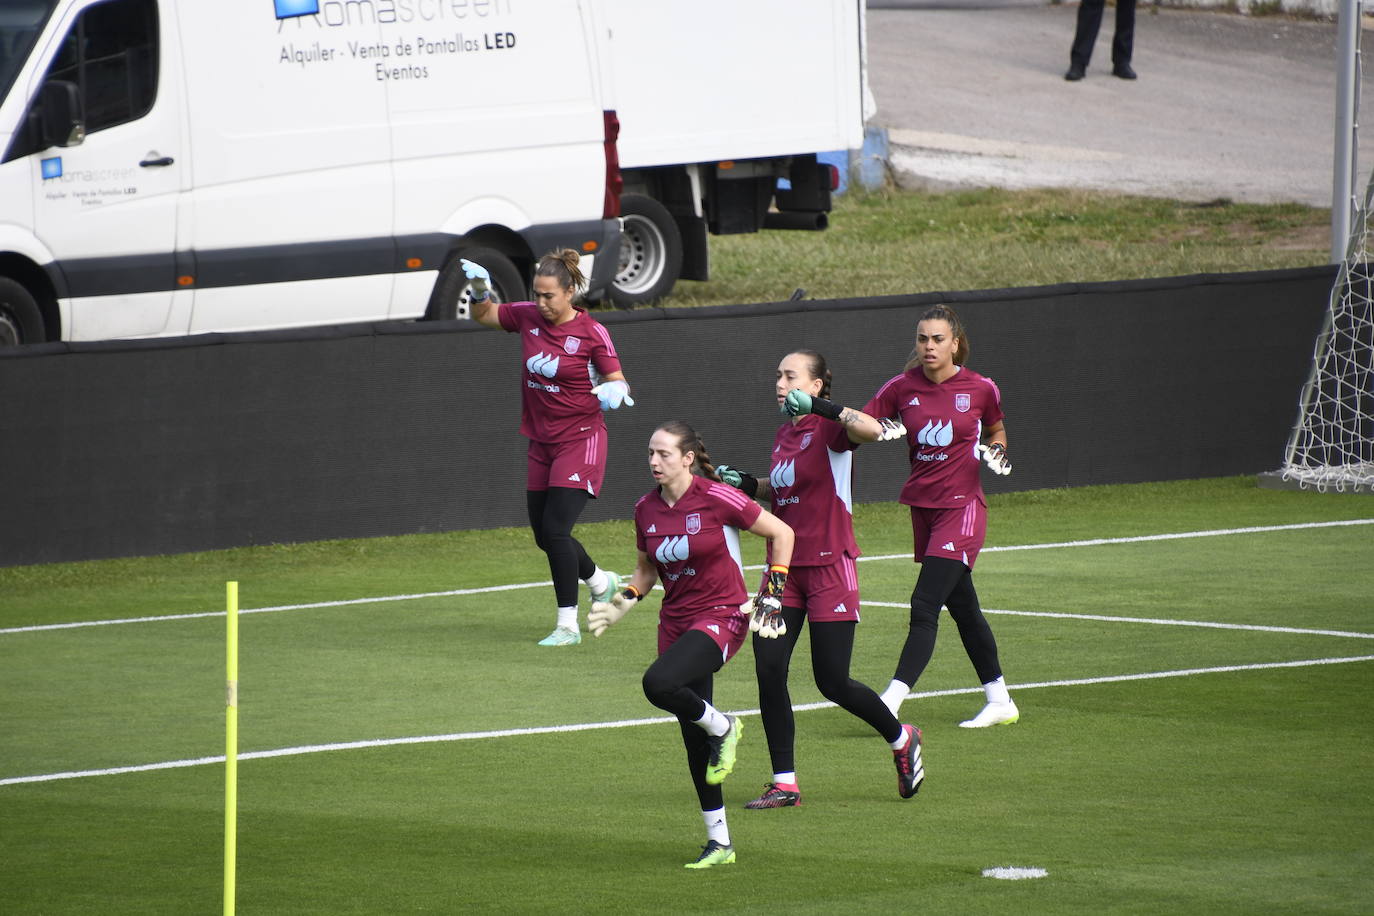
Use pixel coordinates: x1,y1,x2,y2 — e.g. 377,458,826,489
0,0,622,345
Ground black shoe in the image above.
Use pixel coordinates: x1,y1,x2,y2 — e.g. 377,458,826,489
1064,64,1085,81
1112,63,1137,80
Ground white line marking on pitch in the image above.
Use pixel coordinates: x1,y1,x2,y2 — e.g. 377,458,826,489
4,654,1371,787
860,603,1374,640
4,518,1371,635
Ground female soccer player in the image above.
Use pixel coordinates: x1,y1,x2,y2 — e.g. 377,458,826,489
467,250,633,646
862,304,1020,728
587,420,794,869
714,350,924,809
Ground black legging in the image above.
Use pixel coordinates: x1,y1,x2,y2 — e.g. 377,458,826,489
642,629,729,812
893,555,1004,687
526,487,597,608
754,607,902,774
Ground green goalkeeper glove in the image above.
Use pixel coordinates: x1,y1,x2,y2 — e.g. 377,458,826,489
588,585,641,637
715,464,759,498
781,389,842,421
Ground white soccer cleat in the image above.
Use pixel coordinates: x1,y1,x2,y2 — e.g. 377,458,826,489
959,700,1020,728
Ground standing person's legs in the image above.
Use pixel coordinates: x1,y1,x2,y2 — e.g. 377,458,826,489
751,605,807,776
1111,0,1137,74
1069,0,1106,71
810,621,903,742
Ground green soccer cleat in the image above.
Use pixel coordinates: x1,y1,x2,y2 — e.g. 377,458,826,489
537,626,582,647
589,570,622,606
704,715,743,786
959,700,1019,728
684,840,736,869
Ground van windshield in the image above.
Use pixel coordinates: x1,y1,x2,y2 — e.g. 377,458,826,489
0,1,57,102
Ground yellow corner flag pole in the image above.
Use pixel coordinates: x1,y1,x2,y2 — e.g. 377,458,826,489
225,581,238,916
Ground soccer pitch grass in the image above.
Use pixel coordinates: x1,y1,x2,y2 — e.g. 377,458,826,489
2,477,1372,914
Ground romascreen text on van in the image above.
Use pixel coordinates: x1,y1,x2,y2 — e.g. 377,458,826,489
277,0,512,30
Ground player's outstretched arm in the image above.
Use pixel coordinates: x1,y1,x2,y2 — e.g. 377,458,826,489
462,258,502,329
780,389,892,444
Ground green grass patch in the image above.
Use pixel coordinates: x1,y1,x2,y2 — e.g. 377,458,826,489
638,188,1328,308
2,477,1372,913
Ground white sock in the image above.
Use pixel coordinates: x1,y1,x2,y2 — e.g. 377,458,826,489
585,567,609,595
556,606,578,631
984,676,1011,705
694,702,730,737
703,807,730,846
881,679,910,711
888,727,910,751
773,771,797,787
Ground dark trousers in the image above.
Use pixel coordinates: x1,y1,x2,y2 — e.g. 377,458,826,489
1071,0,1136,69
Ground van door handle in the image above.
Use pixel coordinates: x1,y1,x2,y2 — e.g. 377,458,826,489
139,155,174,167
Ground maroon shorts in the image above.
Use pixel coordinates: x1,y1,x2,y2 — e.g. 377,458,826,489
526,429,607,496
910,502,986,569
658,606,749,663
777,555,861,623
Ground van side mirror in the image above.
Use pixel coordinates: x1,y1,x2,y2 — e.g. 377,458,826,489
39,80,85,149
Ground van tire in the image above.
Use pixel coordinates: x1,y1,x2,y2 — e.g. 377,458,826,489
0,278,44,346
430,248,525,320
609,193,682,308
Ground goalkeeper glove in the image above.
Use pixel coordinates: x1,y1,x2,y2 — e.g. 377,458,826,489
977,442,1012,476
590,379,634,410
460,258,491,302
780,389,842,421
750,565,789,638
588,585,641,637
876,417,907,442
715,464,760,498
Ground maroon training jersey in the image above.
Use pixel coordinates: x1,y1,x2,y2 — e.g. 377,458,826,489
634,475,763,620
498,302,623,443
766,415,860,567
863,365,1005,508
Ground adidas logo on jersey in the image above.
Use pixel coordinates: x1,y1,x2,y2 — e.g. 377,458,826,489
647,524,657,533
908,396,921,406
529,328,540,335
707,624,720,635
568,473,581,482
832,603,849,614
941,541,956,552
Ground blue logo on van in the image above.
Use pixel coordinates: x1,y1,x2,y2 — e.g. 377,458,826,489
274,0,319,18
41,157,62,180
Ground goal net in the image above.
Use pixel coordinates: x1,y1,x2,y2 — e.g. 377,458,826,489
1273,172,1374,492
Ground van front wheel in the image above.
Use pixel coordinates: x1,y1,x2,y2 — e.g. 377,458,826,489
429,248,524,321
0,278,44,346
609,193,682,308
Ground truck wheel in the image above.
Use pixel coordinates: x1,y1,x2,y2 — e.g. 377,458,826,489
0,278,44,346
429,248,525,320
609,193,682,308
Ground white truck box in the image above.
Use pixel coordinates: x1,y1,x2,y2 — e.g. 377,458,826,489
590,0,865,305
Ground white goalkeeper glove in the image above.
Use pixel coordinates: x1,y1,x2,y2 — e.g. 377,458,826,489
591,379,635,411
977,441,1012,476
750,565,788,639
460,258,490,302
588,585,641,637
876,417,907,442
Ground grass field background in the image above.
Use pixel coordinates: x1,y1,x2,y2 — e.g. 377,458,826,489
3,477,1372,913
